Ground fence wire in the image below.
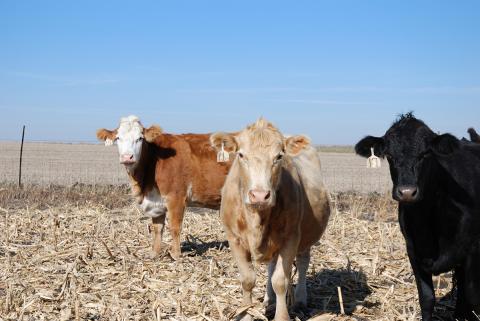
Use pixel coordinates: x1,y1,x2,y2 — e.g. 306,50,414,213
0,142,392,193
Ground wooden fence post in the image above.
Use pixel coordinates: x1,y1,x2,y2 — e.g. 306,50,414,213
19,125,25,188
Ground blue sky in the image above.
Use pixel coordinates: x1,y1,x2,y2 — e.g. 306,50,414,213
1,1,479,144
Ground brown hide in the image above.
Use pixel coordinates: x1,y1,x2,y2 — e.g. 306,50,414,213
122,131,232,258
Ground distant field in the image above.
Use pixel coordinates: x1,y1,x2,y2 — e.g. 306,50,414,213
0,141,391,193
317,145,354,153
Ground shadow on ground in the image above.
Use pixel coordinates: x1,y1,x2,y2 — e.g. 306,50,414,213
264,267,374,320
181,235,229,257
301,267,373,320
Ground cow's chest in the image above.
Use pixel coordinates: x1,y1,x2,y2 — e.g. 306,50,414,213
400,199,462,259
140,189,168,218
240,216,295,263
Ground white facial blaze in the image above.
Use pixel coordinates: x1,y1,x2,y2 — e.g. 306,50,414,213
115,115,144,168
246,157,272,198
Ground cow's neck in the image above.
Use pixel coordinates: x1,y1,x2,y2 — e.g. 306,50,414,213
127,142,154,203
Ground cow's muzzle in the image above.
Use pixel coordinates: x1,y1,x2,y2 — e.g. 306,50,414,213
120,154,135,165
394,185,419,203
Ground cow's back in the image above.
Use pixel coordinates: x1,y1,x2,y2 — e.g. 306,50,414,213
181,133,232,209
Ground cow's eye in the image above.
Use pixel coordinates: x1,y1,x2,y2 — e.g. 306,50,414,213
273,153,283,164
137,137,143,142
238,152,244,159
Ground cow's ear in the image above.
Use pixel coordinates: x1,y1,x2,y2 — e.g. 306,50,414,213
355,136,385,158
285,135,310,156
144,125,163,143
210,132,238,153
431,133,460,156
96,128,117,141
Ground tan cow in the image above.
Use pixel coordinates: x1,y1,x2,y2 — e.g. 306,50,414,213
210,119,330,321
97,115,232,259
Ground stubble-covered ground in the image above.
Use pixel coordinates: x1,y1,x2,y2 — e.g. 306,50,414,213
0,186,456,321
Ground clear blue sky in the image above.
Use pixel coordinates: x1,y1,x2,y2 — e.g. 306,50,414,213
1,1,479,144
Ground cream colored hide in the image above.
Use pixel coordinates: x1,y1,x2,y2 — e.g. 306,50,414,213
211,119,331,321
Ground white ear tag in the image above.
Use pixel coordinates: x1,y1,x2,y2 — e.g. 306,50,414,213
367,147,381,168
217,142,229,163
105,138,114,146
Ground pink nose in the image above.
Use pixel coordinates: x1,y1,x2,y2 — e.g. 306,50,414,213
248,189,271,203
120,154,134,164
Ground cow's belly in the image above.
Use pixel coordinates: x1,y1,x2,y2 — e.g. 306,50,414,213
140,189,167,218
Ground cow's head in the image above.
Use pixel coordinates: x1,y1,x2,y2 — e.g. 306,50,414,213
97,115,163,171
211,118,310,211
355,112,460,203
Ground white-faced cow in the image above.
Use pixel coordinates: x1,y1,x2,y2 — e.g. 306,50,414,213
356,113,480,321
97,115,232,259
210,119,331,321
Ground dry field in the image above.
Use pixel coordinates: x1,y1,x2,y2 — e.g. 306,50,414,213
0,142,391,193
0,185,456,321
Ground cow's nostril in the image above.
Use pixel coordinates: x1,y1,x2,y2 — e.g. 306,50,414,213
264,191,271,200
411,188,418,197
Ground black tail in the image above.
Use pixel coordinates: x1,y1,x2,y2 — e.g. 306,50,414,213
467,127,480,143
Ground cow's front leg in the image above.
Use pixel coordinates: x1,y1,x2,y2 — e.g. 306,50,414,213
271,240,297,321
166,196,186,260
151,214,166,257
409,254,435,321
229,236,255,321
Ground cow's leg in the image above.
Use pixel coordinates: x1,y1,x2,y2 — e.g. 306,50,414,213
263,259,276,307
230,237,255,321
151,214,166,257
271,241,297,321
461,244,480,320
408,255,435,321
294,249,310,308
455,265,468,320
165,198,186,260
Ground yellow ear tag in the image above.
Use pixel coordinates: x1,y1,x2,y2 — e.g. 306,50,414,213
217,142,229,163
367,147,381,168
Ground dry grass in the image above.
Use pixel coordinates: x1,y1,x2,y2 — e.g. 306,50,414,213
0,185,456,321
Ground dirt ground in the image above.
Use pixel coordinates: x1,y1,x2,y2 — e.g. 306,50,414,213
0,186,456,321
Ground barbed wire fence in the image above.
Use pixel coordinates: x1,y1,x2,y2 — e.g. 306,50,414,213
0,141,392,193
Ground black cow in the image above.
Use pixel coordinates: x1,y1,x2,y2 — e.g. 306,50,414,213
355,113,480,321
468,127,480,143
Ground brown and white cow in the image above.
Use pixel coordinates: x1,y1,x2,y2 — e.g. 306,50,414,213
97,115,232,259
210,119,330,321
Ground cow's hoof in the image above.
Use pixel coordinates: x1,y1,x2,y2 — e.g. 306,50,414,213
169,249,181,261
149,250,161,259
235,313,252,321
